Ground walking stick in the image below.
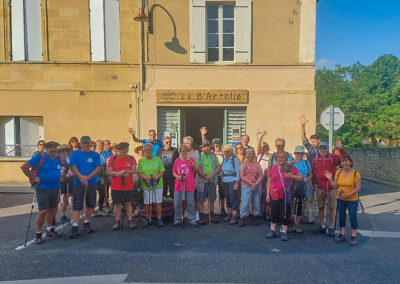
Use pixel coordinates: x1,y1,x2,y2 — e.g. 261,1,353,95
208,184,211,225
24,187,36,247
181,173,185,227
121,176,126,230
333,190,343,244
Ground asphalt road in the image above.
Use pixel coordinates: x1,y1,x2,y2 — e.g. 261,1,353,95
0,181,399,283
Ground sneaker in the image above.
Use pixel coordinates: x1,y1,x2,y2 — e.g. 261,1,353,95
69,226,79,239
327,227,335,237
228,217,238,225
224,214,232,222
128,220,137,230
294,225,304,234
314,226,326,234
349,236,358,246
220,207,227,217
335,234,346,243
211,213,219,224
142,219,151,228
239,217,245,227
190,220,199,227
83,222,94,233
281,231,288,241
173,220,181,227
60,215,70,223
112,221,121,230
157,219,164,228
35,232,44,244
266,229,276,239
199,213,206,225
46,228,60,238
252,216,259,227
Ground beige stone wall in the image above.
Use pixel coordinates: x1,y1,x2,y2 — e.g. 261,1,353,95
0,159,27,183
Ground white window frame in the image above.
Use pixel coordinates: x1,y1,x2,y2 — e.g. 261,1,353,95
206,3,235,64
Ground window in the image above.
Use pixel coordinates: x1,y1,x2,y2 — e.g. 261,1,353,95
90,0,121,62
0,117,44,157
190,0,252,64
207,4,235,62
10,0,42,61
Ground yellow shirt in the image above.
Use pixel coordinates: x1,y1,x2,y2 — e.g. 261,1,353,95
335,169,361,201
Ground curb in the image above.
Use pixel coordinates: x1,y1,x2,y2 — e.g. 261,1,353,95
362,176,400,190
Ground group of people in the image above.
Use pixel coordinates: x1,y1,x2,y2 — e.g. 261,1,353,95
20,114,361,246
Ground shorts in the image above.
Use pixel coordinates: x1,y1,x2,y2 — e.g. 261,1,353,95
316,188,337,209
60,177,74,195
196,182,217,202
36,188,59,211
112,190,134,204
143,188,163,204
73,184,97,211
217,176,225,199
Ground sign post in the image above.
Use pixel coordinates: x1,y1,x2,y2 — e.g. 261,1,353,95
320,106,345,152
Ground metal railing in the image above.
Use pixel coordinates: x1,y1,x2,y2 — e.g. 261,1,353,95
0,145,38,157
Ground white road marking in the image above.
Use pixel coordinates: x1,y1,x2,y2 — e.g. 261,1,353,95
15,222,71,251
358,230,400,238
0,274,129,283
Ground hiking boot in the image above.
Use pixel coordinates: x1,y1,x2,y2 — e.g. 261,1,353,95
83,222,94,233
157,219,164,228
69,226,79,239
60,215,70,223
190,220,199,227
199,213,206,225
128,220,137,230
224,214,232,222
266,229,276,239
46,228,60,238
239,217,245,227
349,236,358,246
211,213,219,224
294,225,304,234
252,215,259,227
142,219,151,228
281,231,288,241
229,217,238,225
327,227,335,237
112,221,121,230
335,234,346,243
35,232,44,244
220,207,227,217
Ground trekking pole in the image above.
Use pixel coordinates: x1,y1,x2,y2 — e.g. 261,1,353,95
333,190,343,244
208,184,211,225
121,176,126,231
148,175,154,230
181,173,185,227
24,186,36,247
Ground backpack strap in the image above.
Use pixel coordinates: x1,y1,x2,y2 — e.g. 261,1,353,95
36,152,46,173
128,155,134,165
111,155,118,169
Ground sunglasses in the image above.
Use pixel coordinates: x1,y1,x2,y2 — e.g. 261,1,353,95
236,147,243,150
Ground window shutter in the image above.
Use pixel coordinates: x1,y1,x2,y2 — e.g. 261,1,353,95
11,0,25,61
234,0,252,63
190,0,206,63
4,117,16,156
104,0,121,62
90,0,105,61
25,0,43,61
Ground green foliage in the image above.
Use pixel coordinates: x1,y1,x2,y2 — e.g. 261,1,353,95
316,54,400,147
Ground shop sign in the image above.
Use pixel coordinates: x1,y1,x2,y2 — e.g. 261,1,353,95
156,89,248,104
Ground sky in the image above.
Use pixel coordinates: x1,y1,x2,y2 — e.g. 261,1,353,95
316,0,400,69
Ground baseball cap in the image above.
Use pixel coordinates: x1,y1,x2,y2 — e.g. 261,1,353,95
212,138,222,145
80,136,91,143
294,145,305,153
58,143,70,151
202,140,211,147
319,142,328,148
44,141,60,148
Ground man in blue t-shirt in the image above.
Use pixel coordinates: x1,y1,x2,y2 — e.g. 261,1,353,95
129,128,163,157
68,136,101,239
21,141,68,244
102,139,112,158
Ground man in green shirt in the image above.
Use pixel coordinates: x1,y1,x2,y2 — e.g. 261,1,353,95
138,143,165,227
196,141,222,225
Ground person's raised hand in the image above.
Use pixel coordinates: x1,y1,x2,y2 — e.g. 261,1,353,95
200,126,207,136
261,130,267,136
299,114,309,126
324,171,332,180
128,128,136,136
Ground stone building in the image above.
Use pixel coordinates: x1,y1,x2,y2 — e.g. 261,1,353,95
0,0,317,182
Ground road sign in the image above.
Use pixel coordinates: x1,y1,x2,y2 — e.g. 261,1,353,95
320,107,344,131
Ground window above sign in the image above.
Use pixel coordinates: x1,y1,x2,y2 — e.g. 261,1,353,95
190,0,252,64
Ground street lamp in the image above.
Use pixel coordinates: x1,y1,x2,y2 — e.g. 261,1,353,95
134,0,149,22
